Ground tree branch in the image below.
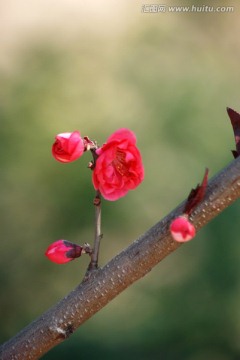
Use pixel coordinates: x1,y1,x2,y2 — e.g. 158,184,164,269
1,156,240,360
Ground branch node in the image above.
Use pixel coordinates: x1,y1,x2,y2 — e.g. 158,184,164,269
49,324,74,340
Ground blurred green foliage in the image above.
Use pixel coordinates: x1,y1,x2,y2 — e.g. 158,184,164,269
1,2,240,359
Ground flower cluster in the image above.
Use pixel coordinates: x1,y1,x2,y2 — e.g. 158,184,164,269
48,125,210,266
46,128,144,265
52,128,144,201
45,107,237,265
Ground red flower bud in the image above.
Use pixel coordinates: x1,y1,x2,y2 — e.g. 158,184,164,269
52,131,84,163
45,240,83,264
170,216,196,243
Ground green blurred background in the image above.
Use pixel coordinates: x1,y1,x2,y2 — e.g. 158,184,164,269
1,1,240,359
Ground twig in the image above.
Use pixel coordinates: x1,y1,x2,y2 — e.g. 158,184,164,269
88,191,102,271
1,156,240,359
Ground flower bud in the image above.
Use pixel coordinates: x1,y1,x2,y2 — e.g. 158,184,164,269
170,216,196,243
45,240,83,264
52,131,84,163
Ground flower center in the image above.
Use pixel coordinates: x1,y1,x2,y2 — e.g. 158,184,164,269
55,140,65,154
113,148,129,176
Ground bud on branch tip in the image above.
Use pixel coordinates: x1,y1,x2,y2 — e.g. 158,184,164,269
170,216,196,243
52,131,84,163
45,240,84,264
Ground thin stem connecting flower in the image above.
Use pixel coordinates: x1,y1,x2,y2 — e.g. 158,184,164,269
89,190,102,270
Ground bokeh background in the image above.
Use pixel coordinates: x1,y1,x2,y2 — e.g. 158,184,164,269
1,1,240,359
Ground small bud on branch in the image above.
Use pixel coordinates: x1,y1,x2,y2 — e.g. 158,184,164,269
52,131,84,163
170,215,196,242
45,240,91,264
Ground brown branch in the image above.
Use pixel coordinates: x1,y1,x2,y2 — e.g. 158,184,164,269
1,156,240,359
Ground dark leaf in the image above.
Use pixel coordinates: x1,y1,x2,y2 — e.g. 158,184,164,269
227,107,240,158
184,168,209,215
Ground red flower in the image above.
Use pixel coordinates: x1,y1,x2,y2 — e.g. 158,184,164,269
45,240,83,264
170,216,196,242
92,129,144,201
52,131,84,163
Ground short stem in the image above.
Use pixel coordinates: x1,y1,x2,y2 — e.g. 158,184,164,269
90,190,102,270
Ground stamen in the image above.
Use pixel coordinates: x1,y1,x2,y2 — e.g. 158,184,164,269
112,148,129,176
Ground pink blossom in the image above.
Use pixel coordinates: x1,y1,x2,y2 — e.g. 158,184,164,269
45,240,83,264
170,216,196,242
92,128,144,201
52,131,84,163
